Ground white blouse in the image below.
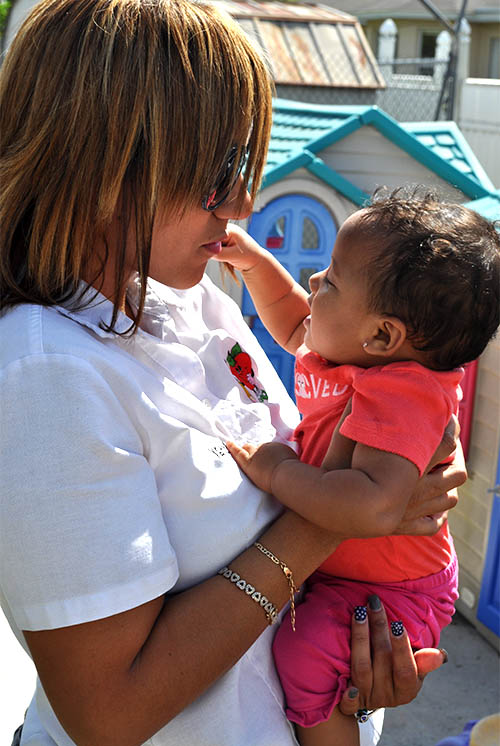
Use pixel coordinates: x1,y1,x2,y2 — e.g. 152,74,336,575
0,274,382,745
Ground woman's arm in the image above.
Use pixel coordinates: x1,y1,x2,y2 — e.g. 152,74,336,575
24,503,457,746
23,463,464,746
22,391,464,746
23,510,342,746
217,225,309,353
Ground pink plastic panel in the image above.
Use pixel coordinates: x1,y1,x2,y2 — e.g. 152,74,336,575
458,359,478,462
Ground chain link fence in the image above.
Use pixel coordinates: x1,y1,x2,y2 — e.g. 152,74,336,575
270,43,451,123
274,54,451,123
376,58,450,122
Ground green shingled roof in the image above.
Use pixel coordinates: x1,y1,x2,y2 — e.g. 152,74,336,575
264,99,497,211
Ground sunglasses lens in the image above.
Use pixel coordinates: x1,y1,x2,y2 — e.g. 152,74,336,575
203,146,248,211
204,189,218,210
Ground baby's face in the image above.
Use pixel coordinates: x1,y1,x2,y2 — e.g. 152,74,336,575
304,211,379,366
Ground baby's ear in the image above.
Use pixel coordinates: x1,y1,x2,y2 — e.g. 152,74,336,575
363,316,407,357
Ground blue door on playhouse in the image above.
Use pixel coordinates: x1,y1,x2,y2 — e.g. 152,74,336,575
244,194,337,397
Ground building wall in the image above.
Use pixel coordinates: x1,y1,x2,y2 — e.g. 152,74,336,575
469,23,500,78
362,18,442,60
361,18,499,80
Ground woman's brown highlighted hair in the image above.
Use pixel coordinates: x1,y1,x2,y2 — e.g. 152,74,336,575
0,0,273,330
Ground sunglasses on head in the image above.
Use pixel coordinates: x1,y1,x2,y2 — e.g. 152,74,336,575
202,145,249,212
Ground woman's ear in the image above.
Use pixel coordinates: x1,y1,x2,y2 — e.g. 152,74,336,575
362,316,407,357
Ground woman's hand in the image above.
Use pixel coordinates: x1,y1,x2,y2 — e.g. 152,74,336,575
339,595,448,715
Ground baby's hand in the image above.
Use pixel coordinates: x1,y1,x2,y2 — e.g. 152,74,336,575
215,224,265,273
226,440,298,494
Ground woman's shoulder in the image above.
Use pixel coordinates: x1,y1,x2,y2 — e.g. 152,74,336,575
1,303,56,368
0,301,134,386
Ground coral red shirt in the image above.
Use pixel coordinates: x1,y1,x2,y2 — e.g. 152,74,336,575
293,345,463,582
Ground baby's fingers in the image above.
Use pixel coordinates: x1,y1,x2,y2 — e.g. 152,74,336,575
225,441,257,468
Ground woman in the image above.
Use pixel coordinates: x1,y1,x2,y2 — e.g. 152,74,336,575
0,1,465,745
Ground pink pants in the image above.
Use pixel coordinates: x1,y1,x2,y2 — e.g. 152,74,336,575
272,553,458,728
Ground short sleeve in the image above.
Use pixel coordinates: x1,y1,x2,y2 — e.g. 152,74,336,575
0,353,178,631
340,366,457,475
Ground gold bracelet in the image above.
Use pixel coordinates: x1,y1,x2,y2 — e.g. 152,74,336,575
217,566,279,625
254,542,298,631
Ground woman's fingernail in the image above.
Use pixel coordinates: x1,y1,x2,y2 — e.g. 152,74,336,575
439,648,449,664
354,606,367,623
348,687,359,699
368,594,381,611
391,620,404,637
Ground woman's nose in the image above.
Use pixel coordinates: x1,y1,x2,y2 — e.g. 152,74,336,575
213,176,253,221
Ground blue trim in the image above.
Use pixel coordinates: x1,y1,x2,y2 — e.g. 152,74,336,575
272,98,372,117
304,152,369,206
477,496,500,636
405,121,496,192
477,444,500,637
262,150,314,189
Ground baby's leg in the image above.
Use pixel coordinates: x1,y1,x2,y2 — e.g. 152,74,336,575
272,578,355,735
296,707,359,746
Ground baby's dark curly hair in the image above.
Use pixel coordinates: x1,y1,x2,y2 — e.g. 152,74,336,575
358,188,500,370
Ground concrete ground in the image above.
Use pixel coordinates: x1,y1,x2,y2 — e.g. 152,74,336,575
381,612,500,745
1,609,498,745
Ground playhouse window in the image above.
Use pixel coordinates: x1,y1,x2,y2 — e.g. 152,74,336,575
302,217,319,249
299,267,318,291
265,216,286,249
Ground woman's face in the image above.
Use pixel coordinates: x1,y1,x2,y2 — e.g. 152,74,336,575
148,178,253,289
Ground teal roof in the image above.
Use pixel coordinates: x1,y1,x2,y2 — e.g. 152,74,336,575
465,192,500,221
264,99,496,207
404,121,495,192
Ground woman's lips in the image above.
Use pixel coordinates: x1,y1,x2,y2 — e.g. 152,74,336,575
202,241,222,255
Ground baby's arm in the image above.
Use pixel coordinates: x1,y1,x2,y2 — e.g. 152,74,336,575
227,437,419,540
216,225,309,354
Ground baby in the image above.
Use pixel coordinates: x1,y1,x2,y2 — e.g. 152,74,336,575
218,190,500,746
